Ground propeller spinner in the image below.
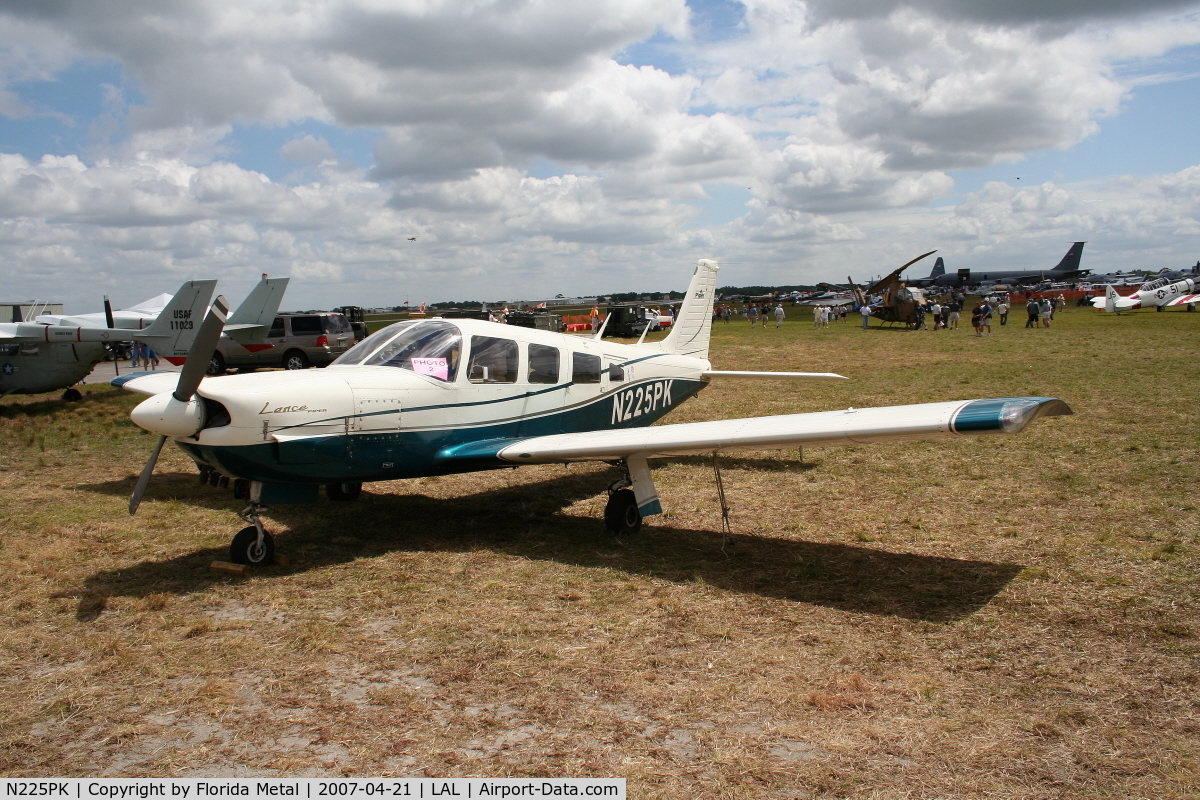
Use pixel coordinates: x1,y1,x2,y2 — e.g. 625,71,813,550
128,294,229,514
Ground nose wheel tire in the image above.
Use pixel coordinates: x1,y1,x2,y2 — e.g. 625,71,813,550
230,526,275,566
604,488,642,536
326,482,363,502
61,388,82,402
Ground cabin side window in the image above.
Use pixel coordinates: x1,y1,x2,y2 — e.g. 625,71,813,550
469,336,518,383
607,361,625,382
528,343,559,384
572,352,601,384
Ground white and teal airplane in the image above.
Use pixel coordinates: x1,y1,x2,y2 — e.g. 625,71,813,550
0,276,289,401
115,259,1072,566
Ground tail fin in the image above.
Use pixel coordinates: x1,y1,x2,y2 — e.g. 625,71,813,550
224,276,289,344
652,259,719,359
1052,242,1086,273
135,280,219,359
1104,284,1118,313
931,257,945,278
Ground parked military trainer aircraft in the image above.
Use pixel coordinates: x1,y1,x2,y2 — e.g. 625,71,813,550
1092,275,1199,312
115,259,1072,566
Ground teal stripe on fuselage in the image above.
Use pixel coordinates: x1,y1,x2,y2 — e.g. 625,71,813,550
178,378,707,486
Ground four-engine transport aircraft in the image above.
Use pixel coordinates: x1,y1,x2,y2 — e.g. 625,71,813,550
114,259,1072,566
1092,275,1199,312
928,242,1089,288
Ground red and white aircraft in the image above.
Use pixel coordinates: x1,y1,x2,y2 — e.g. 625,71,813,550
1093,275,1199,312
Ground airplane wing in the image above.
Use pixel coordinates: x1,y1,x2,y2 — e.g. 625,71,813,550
111,371,188,396
435,397,1071,465
702,371,847,380
1164,294,1200,306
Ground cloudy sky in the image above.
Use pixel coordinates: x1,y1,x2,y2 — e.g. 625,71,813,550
1,0,1199,311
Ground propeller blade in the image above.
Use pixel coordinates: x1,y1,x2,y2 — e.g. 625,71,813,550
129,435,167,515
173,294,228,402
104,296,120,376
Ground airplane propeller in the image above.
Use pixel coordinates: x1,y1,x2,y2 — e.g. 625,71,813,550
128,294,229,515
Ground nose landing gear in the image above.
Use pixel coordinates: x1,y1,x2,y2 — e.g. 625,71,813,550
230,492,275,566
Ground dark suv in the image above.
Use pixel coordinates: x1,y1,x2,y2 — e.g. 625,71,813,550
209,313,354,374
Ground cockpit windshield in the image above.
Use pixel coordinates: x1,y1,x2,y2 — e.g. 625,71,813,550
331,320,461,381
1140,278,1169,291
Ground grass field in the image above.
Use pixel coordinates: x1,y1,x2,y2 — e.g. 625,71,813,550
1,304,1198,797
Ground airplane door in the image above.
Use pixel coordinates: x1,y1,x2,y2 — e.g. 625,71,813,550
55,343,78,363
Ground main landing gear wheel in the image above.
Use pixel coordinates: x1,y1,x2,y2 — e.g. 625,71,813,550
61,388,82,402
604,488,642,536
326,481,363,501
230,525,275,566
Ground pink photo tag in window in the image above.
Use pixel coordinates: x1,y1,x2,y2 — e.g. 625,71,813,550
411,357,448,380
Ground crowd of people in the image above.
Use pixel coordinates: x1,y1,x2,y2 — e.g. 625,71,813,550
710,291,1070,336
912,294,1065,334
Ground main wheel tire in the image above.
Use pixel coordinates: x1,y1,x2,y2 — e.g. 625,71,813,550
282,350,310,370
61,388,83,402
604,488,642,535
229,526,275,566
326,481,363,502
206,351,226,375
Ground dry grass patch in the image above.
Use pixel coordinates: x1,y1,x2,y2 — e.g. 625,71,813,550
0,306,1198,797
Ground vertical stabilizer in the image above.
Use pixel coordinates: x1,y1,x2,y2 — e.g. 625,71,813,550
136,280,218,359
931,257,945,278
653,259,719,359
1052,242,1086,273
1104,284,1118,313
225,276,289,344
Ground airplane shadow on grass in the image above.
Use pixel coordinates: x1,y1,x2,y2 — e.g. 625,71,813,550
72,470,1022,624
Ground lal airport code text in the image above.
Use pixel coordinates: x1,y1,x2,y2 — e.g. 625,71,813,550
3,781,624,800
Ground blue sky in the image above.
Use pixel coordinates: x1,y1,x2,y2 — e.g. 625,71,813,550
0,0,1198,310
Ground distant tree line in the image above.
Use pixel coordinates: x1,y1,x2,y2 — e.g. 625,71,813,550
430,300,483,309
717,284,821,296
